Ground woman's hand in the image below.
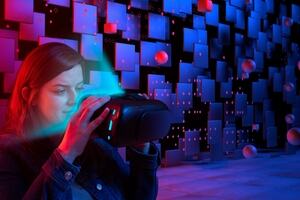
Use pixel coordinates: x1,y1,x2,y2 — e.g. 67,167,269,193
57,96,111,163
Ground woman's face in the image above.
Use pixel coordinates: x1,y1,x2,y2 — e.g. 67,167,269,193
35,64,84,126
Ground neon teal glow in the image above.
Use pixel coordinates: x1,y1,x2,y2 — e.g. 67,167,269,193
108,120,113,131
112,109,116,115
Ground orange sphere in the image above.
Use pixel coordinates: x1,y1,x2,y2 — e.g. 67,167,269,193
155,50,168,65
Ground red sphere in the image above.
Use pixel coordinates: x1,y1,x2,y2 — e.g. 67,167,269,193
155,50,168,65
242,144,257,159
242,59,256,73
287,127,300,146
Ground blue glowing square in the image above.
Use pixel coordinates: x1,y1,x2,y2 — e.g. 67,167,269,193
178,0,192,14
121,53,140,90
254,0,267,18
242,105,254,126
184,131,200,160
147,74,172,97
248,17,260,38
176,83,193,109
266,0,274,13
183,28,207,52
194,44,208,68
163,0,179,15
4,0,33,23
47,0,69,7
130,0,149,10
230,0,245,9
140,41,157,66
235,9,245,30
154,88,172,109
0,37,15,73
257,32,267,52
106,1,127,31
19,12,45,41
201,79,215,102
140,41,171,67
210,39,222,59
254,50,264,72
266,127,277,147
223,127,236,152
197,29,207,45
179,62,202,83
220,81,233,98
235,94,247,117
183,28,197,52
252,80,268,103
235,33,244,45
292,4,300,23
208,103,223,120
282,17,291,37
206,3,219,27
193,15,205,29
195,75,208,97
148,13,169,40
122,14,140,41
216,61,227,82
226,3,236,23
73,2,97,34
285,65,296,83
208,120,222,145
115,43,136,71
272,24,282,44
218,23,230,45
81,33,103,61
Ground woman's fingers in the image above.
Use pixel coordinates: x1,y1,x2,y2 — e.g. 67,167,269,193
78,96,110,124
87,107,110,133
73,96,110,120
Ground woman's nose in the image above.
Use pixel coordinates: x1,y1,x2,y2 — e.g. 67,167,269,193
67,90,77,106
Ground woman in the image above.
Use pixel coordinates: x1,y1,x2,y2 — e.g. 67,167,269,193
0,42,160,200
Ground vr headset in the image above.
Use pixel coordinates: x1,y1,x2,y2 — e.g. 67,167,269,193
89,93,172,147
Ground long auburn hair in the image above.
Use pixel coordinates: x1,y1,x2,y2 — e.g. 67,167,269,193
3,42,85,136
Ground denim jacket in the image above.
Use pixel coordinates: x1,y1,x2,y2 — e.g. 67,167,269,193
0,133,160,200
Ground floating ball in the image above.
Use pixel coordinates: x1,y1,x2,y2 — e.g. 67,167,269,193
285,114,295,124
197,0,213,12
242,144,257,159
287,128,300,146
155,50,168,65
283,82,295,92
242,59,256,73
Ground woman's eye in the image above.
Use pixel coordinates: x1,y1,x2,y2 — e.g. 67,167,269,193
54,89,66,95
